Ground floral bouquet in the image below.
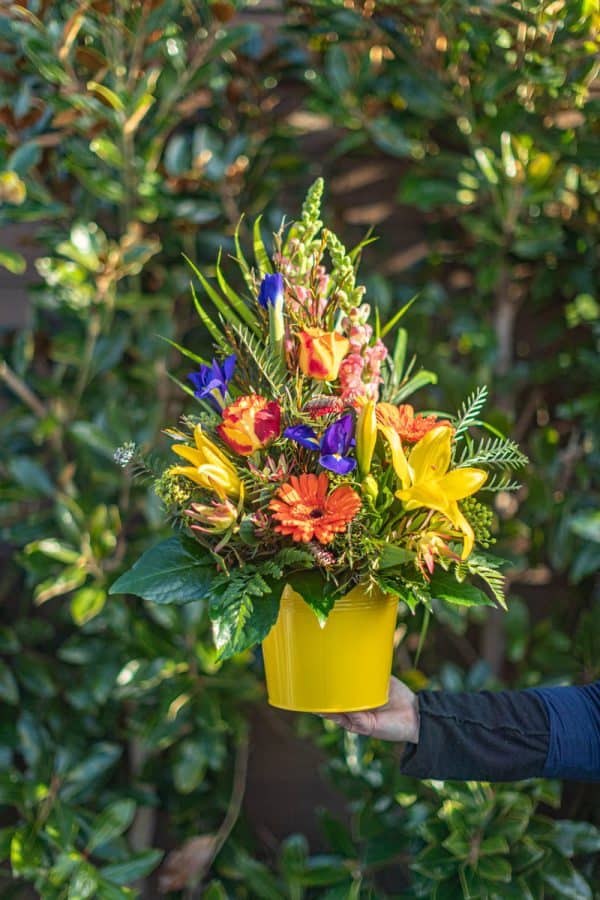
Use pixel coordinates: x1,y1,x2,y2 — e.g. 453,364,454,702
111,180,527,710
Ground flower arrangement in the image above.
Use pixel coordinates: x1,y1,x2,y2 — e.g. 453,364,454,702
111,180,528,662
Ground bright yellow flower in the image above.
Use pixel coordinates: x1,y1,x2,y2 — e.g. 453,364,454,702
169,424,241,499
385,425,487,560
356,399,377,478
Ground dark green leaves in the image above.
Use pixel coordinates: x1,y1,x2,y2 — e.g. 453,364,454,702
430,572,496,608
209,568,279,661
109,536,213,605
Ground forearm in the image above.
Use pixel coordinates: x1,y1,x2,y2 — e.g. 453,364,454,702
400,688,550,782
400,682,600,782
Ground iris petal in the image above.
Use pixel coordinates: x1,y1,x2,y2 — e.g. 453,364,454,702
284,424,320,451
319,454,356,475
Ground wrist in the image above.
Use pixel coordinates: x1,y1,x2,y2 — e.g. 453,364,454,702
406,694,420,744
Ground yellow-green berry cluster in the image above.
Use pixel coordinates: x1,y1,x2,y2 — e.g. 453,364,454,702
154,471,192,509
461,497,496,548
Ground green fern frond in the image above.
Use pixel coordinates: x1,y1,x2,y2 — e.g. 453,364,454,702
230,321,288,395
455,554,507,609
456,436,529,470
479,473,521,493
453,386,489,441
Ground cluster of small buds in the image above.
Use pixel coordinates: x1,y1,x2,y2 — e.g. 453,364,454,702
113,441,136,467
154,471,192,508
247,454,289,482
303,396,346,418
461,497,496,547
308,543,337,567
339,305,388,404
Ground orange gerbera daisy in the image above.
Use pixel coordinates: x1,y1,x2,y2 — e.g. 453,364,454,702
269,472,361,544
376,402,452,443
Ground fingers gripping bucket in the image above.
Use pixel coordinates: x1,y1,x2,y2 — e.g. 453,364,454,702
261,582,398,713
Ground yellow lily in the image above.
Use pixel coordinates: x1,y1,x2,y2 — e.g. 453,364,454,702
169,424,241,499
383,425,487,559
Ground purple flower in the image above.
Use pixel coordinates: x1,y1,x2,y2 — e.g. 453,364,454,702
285,413,356,475
258,272,284,308
319,414,356,474
188,354,236,412
284,424,320,450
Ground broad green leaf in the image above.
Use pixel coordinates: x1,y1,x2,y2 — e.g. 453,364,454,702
548,820,600,857
100,850,163,885
210,588,279,660
543,857,592,900
87,799,136,852
476,854,511,882
0,248,27,274
71,586,107,625
173,739,207,793
64,742,121,792
87,81,125,112
379,545,416,569
8,140,41,174
34,566,87,605
109,537,213,604
285,571,340,626
430,572,495,608
90,137,123,167
68,865,99,899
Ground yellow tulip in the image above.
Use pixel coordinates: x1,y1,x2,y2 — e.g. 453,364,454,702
297,327,350,381
356,399,377,478
169,424,241,499
384,425,487,560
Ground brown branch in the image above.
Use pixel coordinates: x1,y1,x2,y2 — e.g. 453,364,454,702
0,359,47,418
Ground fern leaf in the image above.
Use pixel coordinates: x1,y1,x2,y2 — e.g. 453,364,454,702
230,321,287,395
455,554,507,609
453,386,489,441
456,436,529,470
479,473,521,493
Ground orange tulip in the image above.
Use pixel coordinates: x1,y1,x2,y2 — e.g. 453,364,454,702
217,394,281,456
297,327,350,381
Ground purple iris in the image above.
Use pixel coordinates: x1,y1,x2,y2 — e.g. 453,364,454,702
188,354,236,412
285,413,356,475
258,272,284,308
284,424,321,451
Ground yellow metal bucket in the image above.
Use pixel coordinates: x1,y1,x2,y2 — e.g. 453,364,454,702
261,582,398,713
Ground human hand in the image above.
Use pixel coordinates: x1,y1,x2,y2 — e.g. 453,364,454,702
319,676,420,743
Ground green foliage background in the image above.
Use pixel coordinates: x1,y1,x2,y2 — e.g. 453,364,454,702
0,1,599,897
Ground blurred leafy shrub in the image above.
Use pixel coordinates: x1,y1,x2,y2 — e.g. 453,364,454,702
1,0,599,898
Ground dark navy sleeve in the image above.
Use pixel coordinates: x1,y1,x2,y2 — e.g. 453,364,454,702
399,688,550,782
532,681,600,782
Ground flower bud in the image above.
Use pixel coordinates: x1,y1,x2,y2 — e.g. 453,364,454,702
361,474,379,502
356,399,377,478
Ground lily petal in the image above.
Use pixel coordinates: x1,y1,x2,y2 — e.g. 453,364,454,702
408,425,452,483
439,467,487,500
379,425,410,490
